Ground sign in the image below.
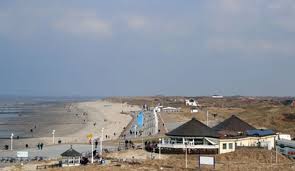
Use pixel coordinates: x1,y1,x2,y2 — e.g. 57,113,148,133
87,133,93,140
17,151,28,158
199,156,215,169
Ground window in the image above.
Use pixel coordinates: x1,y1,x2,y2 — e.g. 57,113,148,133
229,143,233,149
222,143,227,149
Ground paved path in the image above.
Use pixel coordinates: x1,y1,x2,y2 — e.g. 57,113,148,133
0,144,116,159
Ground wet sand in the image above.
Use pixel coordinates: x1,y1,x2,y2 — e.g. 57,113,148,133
0,100,140,150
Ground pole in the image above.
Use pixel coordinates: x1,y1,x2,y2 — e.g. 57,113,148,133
206,111,209,126
91,138,94,164
275,146,277,164
52,130,55,144
134,125,137,138
100,128,104,156
159,138,161,159
142,137,144,151
10,133,14,151
185,145,187,168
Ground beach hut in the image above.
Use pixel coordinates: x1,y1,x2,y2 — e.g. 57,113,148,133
60,145,82,167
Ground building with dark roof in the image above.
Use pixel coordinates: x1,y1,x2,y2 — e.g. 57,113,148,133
166,117,219,138
158,118,221,154
60,145,81,167
158,116,277,154
213,115,256,137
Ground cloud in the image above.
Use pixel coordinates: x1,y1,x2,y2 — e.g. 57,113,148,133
206,38,295,57
53,12,112,37
127,16,146,30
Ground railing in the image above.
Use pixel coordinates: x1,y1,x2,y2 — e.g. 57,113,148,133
158,143,218,149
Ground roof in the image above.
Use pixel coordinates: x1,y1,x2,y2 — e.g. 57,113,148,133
246,129,274,137
213,115,255,132
166,117,219,138
61,146,81,157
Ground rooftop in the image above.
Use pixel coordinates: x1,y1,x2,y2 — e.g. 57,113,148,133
213,115,256,132
166,117,219,138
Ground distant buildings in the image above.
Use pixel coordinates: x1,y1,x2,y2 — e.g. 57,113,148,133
162,107,181,113
212,95,224,99
185,99,198,107
190,107,199,113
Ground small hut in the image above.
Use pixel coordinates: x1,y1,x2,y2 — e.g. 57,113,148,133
60,145,82,167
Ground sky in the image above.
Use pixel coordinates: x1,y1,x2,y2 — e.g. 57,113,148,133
0,0,295,97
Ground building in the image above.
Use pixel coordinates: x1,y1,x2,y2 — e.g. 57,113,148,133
212,95,224,99
162,107,181,113
276,139,295,159
185,99,198,107
213,115,256,137
213,115,276,149
60,146,82,167
190,107,199,113
157,115,276,154
159,117,220,154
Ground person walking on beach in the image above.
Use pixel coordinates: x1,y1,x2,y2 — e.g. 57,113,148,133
40,143,44,150
37,143,40,150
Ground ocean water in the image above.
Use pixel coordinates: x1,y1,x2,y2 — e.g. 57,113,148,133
0,96,101,138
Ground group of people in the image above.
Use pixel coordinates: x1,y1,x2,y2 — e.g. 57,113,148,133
37,143,44,150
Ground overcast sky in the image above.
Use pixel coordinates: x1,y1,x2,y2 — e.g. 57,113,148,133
0,0,295,97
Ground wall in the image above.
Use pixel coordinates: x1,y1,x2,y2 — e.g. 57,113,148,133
219,139,236,154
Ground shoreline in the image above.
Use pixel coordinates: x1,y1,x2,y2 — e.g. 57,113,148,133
0,99,140,150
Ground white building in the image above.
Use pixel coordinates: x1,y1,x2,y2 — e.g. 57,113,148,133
185,99,198,106
212,95,223,99
162,107,181,113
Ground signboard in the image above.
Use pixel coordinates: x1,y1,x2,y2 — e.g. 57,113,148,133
87,133,93,140
17,151,28,158
199,156,215,169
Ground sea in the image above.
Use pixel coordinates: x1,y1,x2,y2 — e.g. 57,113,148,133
0,96,101,139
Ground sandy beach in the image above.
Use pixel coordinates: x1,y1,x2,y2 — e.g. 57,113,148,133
0,100,140,150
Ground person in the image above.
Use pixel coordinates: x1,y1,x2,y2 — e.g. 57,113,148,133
25,144,28,148
95,140,98,148
37,143,40,150
40,143,44,150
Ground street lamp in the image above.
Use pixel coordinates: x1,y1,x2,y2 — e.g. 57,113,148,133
100,128,104,156
10,133,14,151
185,142,188,169
91,138,94,164
158,138,161,159
134,125,137,138
52,130,55,144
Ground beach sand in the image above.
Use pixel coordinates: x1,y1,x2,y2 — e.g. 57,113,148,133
0,100,140,150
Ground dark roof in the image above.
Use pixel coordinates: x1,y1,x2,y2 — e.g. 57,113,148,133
61,146,81,157
166,117,219,138
213,115,256,132
246,129,274,136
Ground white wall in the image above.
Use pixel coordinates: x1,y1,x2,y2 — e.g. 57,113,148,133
219,140,236,154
